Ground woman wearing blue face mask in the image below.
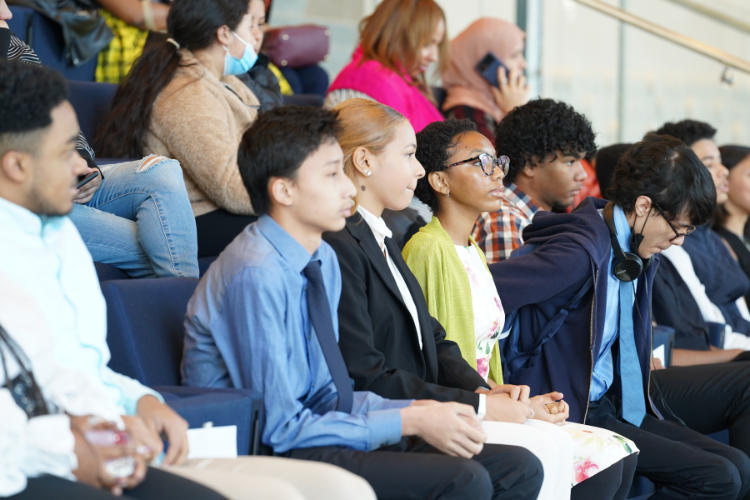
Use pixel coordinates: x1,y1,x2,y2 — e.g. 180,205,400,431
97,0,265,258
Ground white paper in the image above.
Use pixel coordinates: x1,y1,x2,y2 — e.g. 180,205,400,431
652,345,666,368
186,425,237,459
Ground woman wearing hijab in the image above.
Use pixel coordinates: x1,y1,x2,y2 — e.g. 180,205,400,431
442,18,529,142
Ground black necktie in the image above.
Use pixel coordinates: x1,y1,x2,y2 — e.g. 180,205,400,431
303,260,353,413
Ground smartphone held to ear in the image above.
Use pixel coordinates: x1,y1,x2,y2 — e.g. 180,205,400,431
76,170,99,189
476,52,508,88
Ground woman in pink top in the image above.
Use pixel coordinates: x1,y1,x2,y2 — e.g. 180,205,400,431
326,0,446,132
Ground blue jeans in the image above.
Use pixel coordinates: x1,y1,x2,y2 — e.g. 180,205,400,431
69,157,199,278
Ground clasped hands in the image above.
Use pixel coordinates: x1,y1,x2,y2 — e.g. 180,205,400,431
477,384,569,425
68,395,189,495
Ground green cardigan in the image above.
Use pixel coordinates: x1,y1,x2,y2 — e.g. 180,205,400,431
402,216,503,384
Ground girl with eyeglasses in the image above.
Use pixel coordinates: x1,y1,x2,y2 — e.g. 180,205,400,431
403,118,640,500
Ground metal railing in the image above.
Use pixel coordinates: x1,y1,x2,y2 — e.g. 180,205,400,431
571,0,750,75
662,0,750,36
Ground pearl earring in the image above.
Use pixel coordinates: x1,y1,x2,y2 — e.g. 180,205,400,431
446,191,450,198
365,171,372,177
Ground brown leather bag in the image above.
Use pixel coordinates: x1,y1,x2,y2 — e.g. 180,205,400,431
263,24,330,68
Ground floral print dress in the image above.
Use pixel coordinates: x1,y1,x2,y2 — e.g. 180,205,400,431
454,244,639,487
454,245,504,381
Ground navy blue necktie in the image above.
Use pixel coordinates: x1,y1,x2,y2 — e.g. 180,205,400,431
303,260,353,413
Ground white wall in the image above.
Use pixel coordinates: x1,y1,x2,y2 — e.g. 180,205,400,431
270,0,750,148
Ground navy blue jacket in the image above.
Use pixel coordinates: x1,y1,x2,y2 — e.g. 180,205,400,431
489,197,658,423
683,225,750,335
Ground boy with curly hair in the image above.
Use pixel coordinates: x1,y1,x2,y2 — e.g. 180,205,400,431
472,98,597,262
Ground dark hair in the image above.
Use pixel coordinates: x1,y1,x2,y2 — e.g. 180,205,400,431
608,133,715,226
594,143,633,197
719,145,750,170
495,98,597,184
0,60,68,156
238,106,341,216
413,118,478,213
713,145,750,230
95,0,251,158
654,119,716,148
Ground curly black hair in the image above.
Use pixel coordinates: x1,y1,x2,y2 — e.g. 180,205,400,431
239,105,341,216
414,119,478,213
0,60,67,154
609,133,715,227
654,119,716,148
495,98,597,184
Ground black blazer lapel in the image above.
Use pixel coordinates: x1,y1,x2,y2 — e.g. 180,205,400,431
385,237,440,369
346,214,406,306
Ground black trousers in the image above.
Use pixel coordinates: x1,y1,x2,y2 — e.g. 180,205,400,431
570,454,638,500
652,362,750,459
586,394,750,500
7,468,227,500
282,437,544,500
195,209,258,258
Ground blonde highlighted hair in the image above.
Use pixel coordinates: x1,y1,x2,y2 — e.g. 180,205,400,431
332,98,408,209
359,0,448,104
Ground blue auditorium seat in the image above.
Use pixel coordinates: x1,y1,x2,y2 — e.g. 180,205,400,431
279,63,329,97
283,94,324,107
94,261,130,282
198,256,217,277
432,86,447,110
101,278,263,454
652,325,674,367
6,4,32,42
95,257,216,281
7,4,97,81
68,81,117,142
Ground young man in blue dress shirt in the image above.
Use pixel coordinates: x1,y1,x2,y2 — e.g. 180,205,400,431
182,106,545,500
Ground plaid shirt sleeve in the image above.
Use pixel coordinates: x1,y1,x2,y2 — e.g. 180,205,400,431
96,10,149,84
472,199,527,263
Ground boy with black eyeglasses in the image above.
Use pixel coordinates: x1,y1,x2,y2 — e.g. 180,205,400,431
493,132,750,499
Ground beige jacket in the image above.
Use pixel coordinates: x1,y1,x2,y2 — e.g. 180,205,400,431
145,50,260,217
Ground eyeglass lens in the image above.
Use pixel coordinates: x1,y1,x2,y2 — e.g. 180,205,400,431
479,154,494,175
479,154,509,176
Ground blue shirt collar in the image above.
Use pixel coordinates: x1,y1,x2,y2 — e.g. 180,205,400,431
612,204,633,254
255,214,322,274
0,195,67,237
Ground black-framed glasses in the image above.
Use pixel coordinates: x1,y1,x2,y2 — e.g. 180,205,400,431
653,202,696,241
444,153,510,177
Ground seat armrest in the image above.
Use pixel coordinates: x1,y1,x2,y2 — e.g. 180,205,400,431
153,386,263,456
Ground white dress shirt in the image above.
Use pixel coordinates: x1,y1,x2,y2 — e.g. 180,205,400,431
358,206,423,349
0,196,162,416
0,271,122,496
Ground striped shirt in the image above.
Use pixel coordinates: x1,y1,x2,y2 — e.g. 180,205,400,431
8,34,41,65
471,183,539,263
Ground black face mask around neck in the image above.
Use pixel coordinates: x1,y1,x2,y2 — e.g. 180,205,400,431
0,28,11,60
